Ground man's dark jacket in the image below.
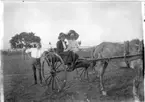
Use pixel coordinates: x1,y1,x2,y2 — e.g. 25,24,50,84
56,40,67,54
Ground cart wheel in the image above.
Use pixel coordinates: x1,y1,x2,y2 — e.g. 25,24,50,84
42,53,67,92
76,67,90,82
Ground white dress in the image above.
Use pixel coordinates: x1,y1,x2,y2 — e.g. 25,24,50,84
66,40,79,52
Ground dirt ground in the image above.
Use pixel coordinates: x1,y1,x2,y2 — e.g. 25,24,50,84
2,54,137,102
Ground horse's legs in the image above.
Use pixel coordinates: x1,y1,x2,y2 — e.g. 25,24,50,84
99,61,108,96
133,79,140,102
32,64,37,84
131,59,143,102
137,79,144,101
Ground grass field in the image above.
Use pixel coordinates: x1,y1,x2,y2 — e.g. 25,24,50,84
2,52,138,102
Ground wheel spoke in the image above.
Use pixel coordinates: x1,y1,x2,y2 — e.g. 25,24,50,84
55,62,62,70
83,68,89,81
56,76,61,82
53,77,57,90
86,70,89,80
43,58,52,71
55,76,60,90
45,57,50,66
56,76,63,89
54,61,60,69
84,70,87,79
45,75,51,82
52,77,54,90
53,62,57,68
78,67,90,81
85,70,88,79
47,76,52,86
80,69,85,78
43,69,51,79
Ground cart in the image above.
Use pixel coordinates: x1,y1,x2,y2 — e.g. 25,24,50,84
41,49,143,93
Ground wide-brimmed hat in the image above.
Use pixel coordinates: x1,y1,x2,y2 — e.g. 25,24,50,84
58,32,66,39
66,30,79,40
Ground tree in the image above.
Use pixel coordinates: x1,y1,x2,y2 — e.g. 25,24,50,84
9,32,41,49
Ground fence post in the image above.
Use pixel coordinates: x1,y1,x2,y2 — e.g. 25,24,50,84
124,41,130,68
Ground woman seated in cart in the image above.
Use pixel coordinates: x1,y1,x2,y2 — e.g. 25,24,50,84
65,30,80,52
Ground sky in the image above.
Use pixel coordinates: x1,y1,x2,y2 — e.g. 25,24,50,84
2,2,144,49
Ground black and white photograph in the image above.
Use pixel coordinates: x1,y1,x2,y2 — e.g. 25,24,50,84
0,1,144,102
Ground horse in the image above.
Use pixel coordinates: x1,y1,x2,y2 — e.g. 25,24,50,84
92,41,144,102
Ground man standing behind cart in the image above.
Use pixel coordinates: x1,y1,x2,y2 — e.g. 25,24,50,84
25,43,46,84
